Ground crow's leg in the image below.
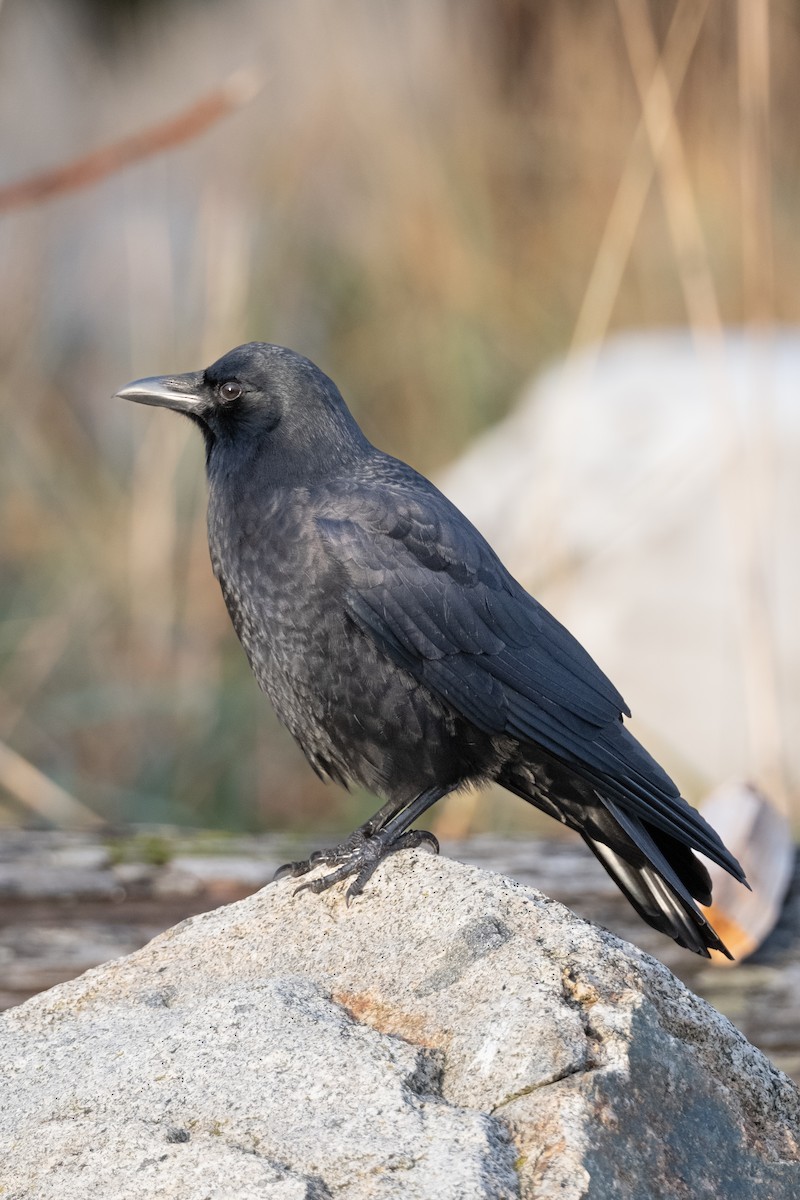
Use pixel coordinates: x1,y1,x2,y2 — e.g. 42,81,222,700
272,797,404,880
274,787,447,901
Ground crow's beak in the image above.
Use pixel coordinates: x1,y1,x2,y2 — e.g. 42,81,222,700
114,370,206,415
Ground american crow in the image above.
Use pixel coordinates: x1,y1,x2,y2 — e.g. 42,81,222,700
116,342,746,957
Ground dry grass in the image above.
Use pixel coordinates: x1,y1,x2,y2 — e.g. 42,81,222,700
0,0,797,831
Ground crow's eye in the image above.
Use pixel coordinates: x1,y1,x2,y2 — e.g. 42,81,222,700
219,381,242,401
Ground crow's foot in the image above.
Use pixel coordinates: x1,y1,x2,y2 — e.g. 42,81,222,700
274,826,439,903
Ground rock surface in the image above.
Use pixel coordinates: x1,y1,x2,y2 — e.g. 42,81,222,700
5,829,800,1089
1,852,799,1199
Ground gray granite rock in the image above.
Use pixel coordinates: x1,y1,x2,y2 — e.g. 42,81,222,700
1,851,798,1198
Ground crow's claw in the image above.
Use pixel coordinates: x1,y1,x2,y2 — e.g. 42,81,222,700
273,859,314,880
274,824,440,901
294,859,356,896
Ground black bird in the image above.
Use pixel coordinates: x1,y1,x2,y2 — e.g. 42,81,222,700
116,342,746,957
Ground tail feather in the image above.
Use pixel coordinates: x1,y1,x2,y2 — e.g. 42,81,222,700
500,757,736,958
582,830,730,959
647,827,713,906
582,726,746,883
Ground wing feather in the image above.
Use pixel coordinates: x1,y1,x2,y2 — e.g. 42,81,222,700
316,485,744,883
317,496,627,738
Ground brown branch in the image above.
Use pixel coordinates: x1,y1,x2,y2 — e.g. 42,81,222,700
0,68,263,214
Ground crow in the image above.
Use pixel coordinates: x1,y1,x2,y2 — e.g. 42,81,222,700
116,342,746,957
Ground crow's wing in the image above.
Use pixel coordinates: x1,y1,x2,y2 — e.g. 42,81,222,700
317,481,742,877
318,489,627,737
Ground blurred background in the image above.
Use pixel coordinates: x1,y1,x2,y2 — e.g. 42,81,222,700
0,0,797,843
3,0,800,1069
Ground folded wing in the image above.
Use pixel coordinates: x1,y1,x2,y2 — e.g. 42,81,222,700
317,481,744,890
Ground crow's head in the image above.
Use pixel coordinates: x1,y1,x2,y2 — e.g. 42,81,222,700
115,342,370,480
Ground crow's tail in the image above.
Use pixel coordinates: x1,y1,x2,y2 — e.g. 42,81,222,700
579,813,730,958
500,759,735,958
